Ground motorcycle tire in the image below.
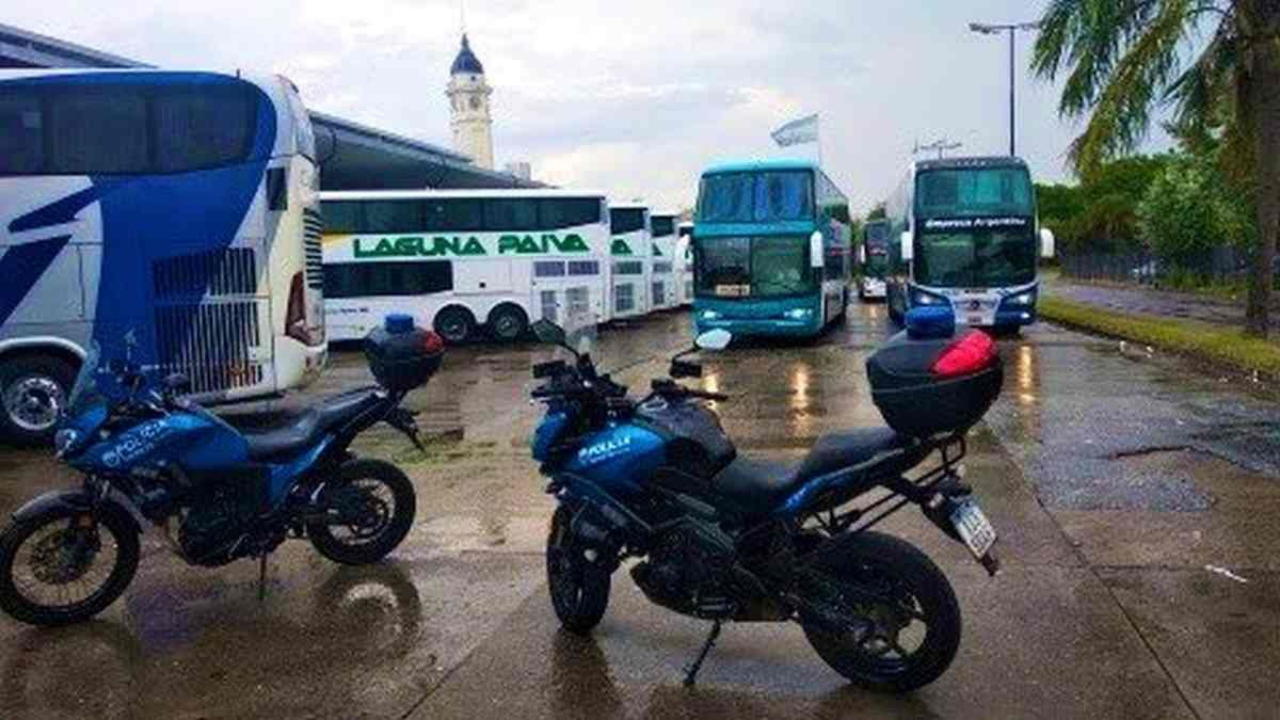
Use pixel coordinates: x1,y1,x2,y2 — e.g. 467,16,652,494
546,504,611,634
0,504,140,627
799,531,961,693
307,459,416,566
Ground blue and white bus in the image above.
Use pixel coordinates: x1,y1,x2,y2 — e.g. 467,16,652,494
692,159,851,339
884,157,1055,329
0,69,326,443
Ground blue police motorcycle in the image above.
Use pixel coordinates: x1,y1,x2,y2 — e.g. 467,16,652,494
527,310,1004,692
0,316,442,627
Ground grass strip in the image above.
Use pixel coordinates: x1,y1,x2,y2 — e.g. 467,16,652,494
1039,295,1280,380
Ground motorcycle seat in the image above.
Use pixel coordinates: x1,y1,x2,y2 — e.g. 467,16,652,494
711,428,906,516
241,389,384,462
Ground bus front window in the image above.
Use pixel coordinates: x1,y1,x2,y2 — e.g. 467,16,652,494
916,229,1036,288
696,236,813,298
751,236,811,295
698,172,813,223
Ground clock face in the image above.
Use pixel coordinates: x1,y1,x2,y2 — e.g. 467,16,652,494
469,96,482,110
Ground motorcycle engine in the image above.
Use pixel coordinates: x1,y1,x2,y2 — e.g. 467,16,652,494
631,518,737,618
171,482,261,567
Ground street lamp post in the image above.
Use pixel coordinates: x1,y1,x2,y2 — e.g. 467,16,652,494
969,21,1041,157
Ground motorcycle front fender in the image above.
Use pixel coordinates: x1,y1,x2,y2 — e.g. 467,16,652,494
12,489,143,536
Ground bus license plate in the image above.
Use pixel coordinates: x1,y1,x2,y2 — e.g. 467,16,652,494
966,314,984,326
951,500,997,559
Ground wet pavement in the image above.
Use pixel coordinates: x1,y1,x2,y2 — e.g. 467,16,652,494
0,301,1277,718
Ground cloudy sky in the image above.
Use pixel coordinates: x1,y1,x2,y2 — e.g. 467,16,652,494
10,0,1170,213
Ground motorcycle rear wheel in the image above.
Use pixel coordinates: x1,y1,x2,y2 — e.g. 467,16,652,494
307,459,416,565
546,504,611,634
0,505,139,627
799,531,961,693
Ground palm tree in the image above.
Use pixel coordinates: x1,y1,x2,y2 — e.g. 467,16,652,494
1032,0,1280,338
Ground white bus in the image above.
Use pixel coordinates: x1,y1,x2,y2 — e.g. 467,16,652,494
676,221,695,306
648,213,680,311
608,203,651,320
320,189,611,343
0,69,325,443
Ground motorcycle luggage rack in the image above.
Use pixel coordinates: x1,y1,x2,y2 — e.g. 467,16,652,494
808,433,966,536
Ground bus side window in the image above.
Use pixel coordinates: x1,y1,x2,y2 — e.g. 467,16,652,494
0,94,44,174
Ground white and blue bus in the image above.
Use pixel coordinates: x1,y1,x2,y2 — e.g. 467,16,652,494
0,69,326,443
320,189,611,342
648,212,680,311
884,157,1055,329
608,203,652,320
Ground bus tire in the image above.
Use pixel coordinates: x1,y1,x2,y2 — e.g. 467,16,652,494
0,355,77,447
487,304,529,343
434,307,477,345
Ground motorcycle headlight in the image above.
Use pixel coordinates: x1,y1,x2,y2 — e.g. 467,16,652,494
784,308,814,320
1004,291,1035,306
54,428,80,456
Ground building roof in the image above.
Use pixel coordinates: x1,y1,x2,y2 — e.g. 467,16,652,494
0,22,145,69
450,34,484,75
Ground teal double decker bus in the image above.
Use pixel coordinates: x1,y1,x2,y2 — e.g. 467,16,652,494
692,159,851,339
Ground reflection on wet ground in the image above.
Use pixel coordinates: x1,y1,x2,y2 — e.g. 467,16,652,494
0,302,1277,718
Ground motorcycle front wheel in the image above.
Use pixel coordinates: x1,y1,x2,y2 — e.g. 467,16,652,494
307,459,416,565
546,504,611,634
799,531,961,693
0,504,139,627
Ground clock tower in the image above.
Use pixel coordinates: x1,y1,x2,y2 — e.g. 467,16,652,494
446,34,494,170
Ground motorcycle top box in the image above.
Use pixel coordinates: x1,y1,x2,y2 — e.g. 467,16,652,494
364,314,445,392
868,307,1003,437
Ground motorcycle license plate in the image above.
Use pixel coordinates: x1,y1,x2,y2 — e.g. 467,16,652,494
951,500,997,559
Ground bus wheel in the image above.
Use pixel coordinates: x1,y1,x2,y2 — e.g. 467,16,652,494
487,304,529,343
434,307,477,345
0,355,77,447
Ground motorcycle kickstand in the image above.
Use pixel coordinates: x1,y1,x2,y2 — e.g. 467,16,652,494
256,553,268,602
683,620,722,687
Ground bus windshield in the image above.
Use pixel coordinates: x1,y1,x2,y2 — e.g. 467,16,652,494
698,171,813,223
695,236,813,298
915,167,1033,219
916,226,1036,288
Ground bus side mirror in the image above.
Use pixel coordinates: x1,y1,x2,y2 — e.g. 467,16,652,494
900,231,914,262
1040,227,1056,259
809,231,824,269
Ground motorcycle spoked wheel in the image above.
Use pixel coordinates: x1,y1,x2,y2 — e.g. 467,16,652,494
799,531,961,693
0,505,139,627
546,504,611,634
306,459,416,566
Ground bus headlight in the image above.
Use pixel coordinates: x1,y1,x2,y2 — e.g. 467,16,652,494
911,289,946,306
700,310,721,321
1004,291,1035,306
784,308,814,320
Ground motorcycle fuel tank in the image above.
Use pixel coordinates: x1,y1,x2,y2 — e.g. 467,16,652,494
73,410,249,475
565,422,666,496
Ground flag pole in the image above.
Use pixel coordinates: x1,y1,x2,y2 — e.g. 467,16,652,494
816,115,823,168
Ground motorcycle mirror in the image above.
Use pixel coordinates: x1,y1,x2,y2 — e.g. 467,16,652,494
531,319,566,346
694,329,732,352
